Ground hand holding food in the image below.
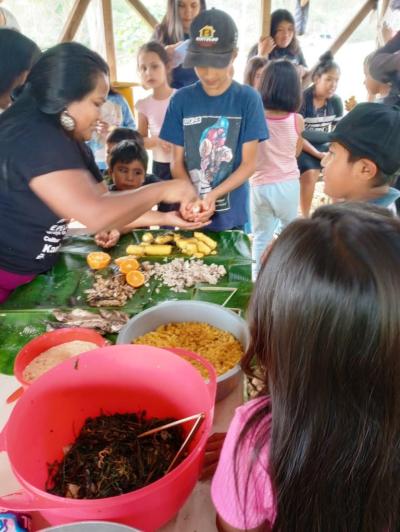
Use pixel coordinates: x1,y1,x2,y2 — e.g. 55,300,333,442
345,95,357,112
94,229,121,248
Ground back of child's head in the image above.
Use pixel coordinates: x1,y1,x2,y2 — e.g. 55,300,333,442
237,202,400,531
106,127,144,147
270,9,299,54
109,140,148,172
328,102,400,186
312,51,340,82
243,56,268,87
259,59,301,112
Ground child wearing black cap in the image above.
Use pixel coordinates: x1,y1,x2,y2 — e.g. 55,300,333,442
322,102,400,212
159,8,268,231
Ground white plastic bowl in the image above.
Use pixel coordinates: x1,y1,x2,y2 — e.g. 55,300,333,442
117,301,249,401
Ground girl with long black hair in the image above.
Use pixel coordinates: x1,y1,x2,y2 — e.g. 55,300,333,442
212,203,400,532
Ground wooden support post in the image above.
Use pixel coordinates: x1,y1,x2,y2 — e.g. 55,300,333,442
124,0,158,29
380,0,391,20
101,0,117,82
59,0,91,42
261,0,272,36
303,0,377,86
328,0,378,55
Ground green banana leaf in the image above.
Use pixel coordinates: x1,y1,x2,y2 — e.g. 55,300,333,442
0,230,253,374
3,230,252,310
0,310,53,374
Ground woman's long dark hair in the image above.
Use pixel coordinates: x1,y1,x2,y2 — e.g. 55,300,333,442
25,42,109,115
270,9,300,56
0,28,40,98
152,0,206,44
235,203,400,531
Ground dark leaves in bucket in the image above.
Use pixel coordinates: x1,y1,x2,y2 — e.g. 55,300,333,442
46,412,184,499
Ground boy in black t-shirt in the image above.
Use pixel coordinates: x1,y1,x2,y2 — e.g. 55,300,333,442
108,140,160,192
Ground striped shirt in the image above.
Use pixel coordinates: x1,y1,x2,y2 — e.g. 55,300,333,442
250,113,300,186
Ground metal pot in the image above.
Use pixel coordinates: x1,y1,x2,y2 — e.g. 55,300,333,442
117,300,249,401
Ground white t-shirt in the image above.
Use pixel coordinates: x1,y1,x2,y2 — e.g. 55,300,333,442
136,90,175,164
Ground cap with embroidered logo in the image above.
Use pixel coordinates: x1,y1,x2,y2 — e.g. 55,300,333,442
183,8,238,69
327,103,400,176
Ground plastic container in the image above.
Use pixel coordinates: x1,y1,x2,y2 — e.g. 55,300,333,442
6,328,107,404
0,345,216,531
42,522,141,531
117,301,249,401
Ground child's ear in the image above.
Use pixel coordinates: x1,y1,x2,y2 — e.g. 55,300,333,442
231,49,238,62
358,158,378,183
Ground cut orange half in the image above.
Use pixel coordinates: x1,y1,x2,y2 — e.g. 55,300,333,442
117,257,140,274
126,270,146,288
86,251,111,270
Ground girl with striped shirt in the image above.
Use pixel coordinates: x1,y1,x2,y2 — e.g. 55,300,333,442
250,60,304,279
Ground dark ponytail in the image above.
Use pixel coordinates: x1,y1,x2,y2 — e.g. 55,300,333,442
26,42,109,115
312,51,340,81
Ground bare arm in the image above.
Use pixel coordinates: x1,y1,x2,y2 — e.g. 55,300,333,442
301,138,324,159
183,140,258,223
171,144,192,181
29,168,197,233
138,112,159,150
295,114,305,157
120,210,209,232
208,140,258,201
216,515,270,532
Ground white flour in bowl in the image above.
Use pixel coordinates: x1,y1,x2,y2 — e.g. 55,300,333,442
22,340,98,383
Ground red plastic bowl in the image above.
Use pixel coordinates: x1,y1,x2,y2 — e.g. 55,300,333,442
14,327,107,387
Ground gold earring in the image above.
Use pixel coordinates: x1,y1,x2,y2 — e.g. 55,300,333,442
60,109,76,131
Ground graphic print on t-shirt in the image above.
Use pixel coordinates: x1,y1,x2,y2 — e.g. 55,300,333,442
183,115,241,211
35,219,68,261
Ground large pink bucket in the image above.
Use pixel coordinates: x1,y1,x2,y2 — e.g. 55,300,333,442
0,345,216,531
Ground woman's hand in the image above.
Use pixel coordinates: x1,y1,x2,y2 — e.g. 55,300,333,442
94,229,120,248
345,95,357,111
258,36,275,57
161,210,211,229
165,42,181,60
95,120,111,139
200,432,226,481
160,178,199,206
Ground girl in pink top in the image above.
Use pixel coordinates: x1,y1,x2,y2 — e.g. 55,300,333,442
212,202,400,532
136,41,176,210
250,60,304,279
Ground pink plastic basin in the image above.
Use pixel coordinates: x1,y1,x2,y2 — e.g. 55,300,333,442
0,345,216,531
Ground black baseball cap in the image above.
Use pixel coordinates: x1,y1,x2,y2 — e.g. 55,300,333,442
183,8,238,69
328,102,400,175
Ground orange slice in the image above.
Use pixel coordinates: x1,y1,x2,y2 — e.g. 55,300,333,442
87,251,111,270
116,257,140,274
126,270,145,288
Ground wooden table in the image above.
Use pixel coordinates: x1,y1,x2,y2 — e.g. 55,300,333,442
0,374,243,531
